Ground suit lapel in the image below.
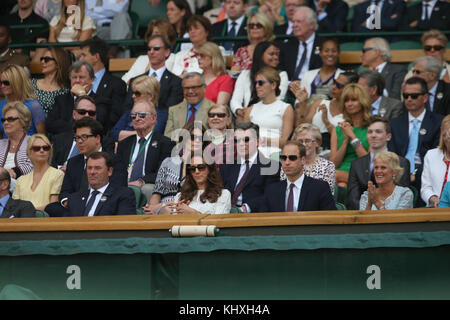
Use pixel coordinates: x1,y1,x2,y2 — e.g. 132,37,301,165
93,186,113,216
2,198,15,218
297,176,309,211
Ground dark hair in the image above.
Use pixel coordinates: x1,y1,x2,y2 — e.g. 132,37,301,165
73,118,104,137
74,95,96,109
168,0,193,37
341,71,359,84
180,156,224,204
145,19,177,45
148,34,172,50
320,37,340,52
283,140,306,158
186,15,212,41
0,24,10,37
235,122,260,139
0,167,11,186
359,69,385,96
405,77,428,94
87,151,114,169
46,46,71,88
81,38,110,68
367,115,391,135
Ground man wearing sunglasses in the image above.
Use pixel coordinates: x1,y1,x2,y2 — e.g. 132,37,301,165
0,24,29,74
410,56,450,116
388,77,444,202
261,141,336,212
0,167,35,218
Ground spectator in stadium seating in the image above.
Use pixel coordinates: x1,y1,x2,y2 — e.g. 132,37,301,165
46,61,110,135
357,69,404,120
0,24,30,73
220,122,280,213
51,95,114,169
35,0,62,23
439,181,450,207
0,102,34,184
13,133,64,211
45,117,127,216
165,72,216,139
79,38,127,130
389,77,443,205
400,0,450,32
291,71,358,151
166,0,193,52
64,151,136,217
273,0,304,39
254,0,288,26
0,167,35,218
279,6,323,82
347,115,410,210
31,46,70,114
421,115,450,208
262,140,336,212
409,56,450,116
291,123,335,194
170,15,221,76
330,83,371,187
306,0,348,33
359,151,413,210
143,122,207,214
211,0,249,54
242,66,294,158
197,42,235,105
231,12,275,72
117,99,175,199
360,37,407,100
231,41,288,123
352,0,406,33
122,19,177,85
0,64,46,137
48,0,96,58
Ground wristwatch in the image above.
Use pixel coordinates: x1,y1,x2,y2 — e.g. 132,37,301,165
351,138,361,149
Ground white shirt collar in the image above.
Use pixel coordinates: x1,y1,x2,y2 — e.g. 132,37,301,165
239,151,258,166
408,109,426,123
375,61,387,73
148,66,166,81
227,14,245,30
90,182,109,194
429,81,438,96
286,173,305,190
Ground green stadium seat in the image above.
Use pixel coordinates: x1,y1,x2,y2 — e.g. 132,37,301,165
346,6,354,33
409,185,419,208
35,210,49,218
335,202,347,210
129,11,140,39
334,185,347,207
128,185,147,214
129,0,167,32
390,40,422,50
340,42,364,52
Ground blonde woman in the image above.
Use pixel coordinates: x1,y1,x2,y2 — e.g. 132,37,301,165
360,151,413,210
231,12,276,72
13,134,64,211
197,42,235,106
0,65,46,138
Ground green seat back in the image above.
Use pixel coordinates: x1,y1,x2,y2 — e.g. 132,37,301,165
340,42,364,52
128,185,147,214
35,210,49,218
130,0,167,30
390,40,422,50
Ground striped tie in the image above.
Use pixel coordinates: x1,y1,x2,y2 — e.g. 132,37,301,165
231,160,249,206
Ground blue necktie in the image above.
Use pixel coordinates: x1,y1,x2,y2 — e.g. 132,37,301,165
405,119,419,173
224,21,237,51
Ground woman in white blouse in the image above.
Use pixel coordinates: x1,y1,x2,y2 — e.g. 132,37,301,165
421,115,450,207
164,154,231,215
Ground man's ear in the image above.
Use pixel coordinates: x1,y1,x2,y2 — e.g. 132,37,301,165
386,132,392,142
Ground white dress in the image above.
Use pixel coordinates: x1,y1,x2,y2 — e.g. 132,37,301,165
50,14,96,42
311,99,345,133
174,189,231,214
250,100,290,157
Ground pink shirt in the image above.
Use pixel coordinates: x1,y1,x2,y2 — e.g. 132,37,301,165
205,74,236,103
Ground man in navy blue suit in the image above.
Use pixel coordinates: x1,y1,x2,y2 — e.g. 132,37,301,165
262,141,336,212
65,152,136,217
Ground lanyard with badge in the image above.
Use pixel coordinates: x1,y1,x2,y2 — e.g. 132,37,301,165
127,132,153,179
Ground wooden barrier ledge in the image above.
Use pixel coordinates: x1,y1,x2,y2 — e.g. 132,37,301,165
0,208,449,232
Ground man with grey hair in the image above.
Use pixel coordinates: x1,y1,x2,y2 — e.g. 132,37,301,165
358,69,404,120
279,6,324,81
360,37,407,100
164,72,216,138
411,56,450,115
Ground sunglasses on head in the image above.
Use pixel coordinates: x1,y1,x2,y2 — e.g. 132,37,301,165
234,136,251,143
208,112,227,118
402,92,425,100
280,154,299,161
40,56,56,63
75,109,96,117
249,23,263,29
424,45,444,52
130,112,150,119
31,145,51,152
0,117,19,123
0,80,10,86
147,46,162,51
187,164,208,172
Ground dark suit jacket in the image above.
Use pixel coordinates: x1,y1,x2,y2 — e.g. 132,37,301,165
431,80,450,116
347,153,410,210
212,16,249,53
261,176,337,212
380,63,407,100
219,153,280,213
308,0,349,33
400,0,450,32
0,197,35,218
50,131,115,168
352,0,406,32
377,95,404,120
46,92,110,135
279,34,324,81
116,131,175,184
94,71,127,130
65,184,136,217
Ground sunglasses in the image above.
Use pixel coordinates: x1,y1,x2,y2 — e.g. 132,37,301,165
424,45,444,52
147,46,162,51
187,164,208,172
208,112,227,118
132,91,142,97
249,23,263,29
402,93,425,100
412,69,424,75
361,47,376,53
333,80,345,89
75,109,96,117
40,56,56,63
254,80,272,87
190,134,202,141
280,154,299,161
31,145,51,152
182,85,204,91
130,112,150,119
74,134,96,142
0,80,10,86
297,139,315,145
0,117,19,123
234,136,251,143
